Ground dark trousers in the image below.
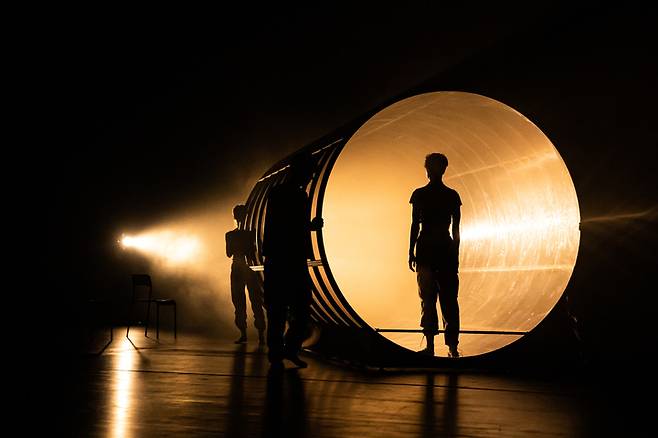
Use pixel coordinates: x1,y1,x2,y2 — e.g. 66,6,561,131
417,264,460,347
264,260,311,363
230,261,266,331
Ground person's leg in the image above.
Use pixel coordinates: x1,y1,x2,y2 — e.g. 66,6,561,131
265,300,286,364
264,262,286,365
283,271,311,367
245,267,266,343
437,269,460,356
417,265,439,354
230,266,248,342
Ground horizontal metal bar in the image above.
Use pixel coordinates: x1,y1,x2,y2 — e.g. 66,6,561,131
375,328,528,335
460,265,573,272
249,259,323,272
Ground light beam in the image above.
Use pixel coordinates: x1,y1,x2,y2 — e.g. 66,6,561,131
120,230,203,267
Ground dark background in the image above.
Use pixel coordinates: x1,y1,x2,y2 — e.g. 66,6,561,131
45,4,657,373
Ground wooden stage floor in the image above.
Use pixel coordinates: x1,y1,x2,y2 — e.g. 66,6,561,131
61,328,645,437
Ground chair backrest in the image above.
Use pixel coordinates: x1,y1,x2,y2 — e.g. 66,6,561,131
132,274,153,302
132,274,152,287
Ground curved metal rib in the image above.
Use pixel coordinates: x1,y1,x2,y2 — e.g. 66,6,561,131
243,136,368,331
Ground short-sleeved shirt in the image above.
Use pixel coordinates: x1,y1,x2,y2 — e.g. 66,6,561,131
410,182,462,268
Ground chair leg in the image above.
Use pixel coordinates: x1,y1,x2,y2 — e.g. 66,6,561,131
126,300,135,338
174,304,177,339
145,299,152,337
156,304,160,340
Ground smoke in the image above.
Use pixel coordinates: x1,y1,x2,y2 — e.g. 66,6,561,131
117,174,267,340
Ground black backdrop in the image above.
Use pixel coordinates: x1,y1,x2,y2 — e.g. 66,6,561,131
44,4,657,373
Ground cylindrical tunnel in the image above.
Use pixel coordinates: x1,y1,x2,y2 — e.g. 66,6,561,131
244,91,580,363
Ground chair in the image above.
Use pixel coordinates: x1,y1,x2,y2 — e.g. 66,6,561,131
126,274,177,339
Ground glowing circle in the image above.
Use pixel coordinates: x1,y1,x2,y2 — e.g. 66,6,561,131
323,92,580,357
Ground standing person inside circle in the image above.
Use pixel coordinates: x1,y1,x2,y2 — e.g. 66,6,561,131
226,204,266,344
408,153,462,358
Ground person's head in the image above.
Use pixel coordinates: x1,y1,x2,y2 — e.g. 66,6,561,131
288,152,315,188
424,152,448,181
233,204,247,225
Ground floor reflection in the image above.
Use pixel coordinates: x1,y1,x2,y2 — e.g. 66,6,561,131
226,344,247,438
262,369,308,438
73,337,590,437
110,338,136,438
421,373,459,437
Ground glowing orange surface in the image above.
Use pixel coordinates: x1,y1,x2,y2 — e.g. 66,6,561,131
323,92,580,357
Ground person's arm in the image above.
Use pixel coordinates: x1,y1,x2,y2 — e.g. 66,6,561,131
452,207,461,253
262,189,278,260
225,232,233,258
262,210,270,260
247,230,257,261
409,203,420,272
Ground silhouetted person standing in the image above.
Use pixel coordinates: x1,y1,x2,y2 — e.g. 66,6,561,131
409,153,462,358
226,204,266,344
262,153,322,370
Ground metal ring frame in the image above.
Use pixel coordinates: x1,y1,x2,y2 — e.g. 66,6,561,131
244,136,370,333
240,94,567,367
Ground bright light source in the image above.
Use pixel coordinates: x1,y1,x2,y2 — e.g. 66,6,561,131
119,230,203,266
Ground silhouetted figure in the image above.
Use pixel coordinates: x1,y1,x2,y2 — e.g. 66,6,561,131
409,153,462,358
262,153,322,370
226,204,266,344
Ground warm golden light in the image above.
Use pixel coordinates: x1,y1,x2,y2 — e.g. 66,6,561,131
111,338,136,438
120,230,203,266
115,207,247,334
323,92,580,357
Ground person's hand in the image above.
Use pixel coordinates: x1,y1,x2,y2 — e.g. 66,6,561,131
408,254,416,272
311,216,324,230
